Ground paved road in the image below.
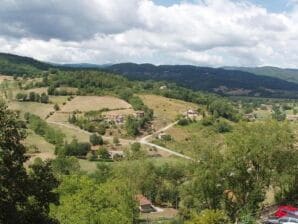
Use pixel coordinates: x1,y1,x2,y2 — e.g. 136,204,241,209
47,120,193,161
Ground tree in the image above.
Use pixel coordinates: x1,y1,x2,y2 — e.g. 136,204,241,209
98,147,111,160
40,93,49,104
125,116,139,136
50,175,138,224
54,104,60,111
89,133,103,146
51,156,80,176
0,102,59,224
223,121,295,219
29,91,36,101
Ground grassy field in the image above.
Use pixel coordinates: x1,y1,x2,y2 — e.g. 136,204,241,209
49,96,69,105
139,94,198,130
0,75,13,83
23,130,56,165
151,122,224,157
48,123,90,142
8,101,54,119
23,87,47,94
60,96,132,112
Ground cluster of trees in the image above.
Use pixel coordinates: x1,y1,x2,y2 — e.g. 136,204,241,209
68,113,107,134
56,138,91,157
16,92,49,103
25,112,65,146
180,121,298,222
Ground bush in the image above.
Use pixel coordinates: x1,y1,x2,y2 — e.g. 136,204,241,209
201,116,214,126
161,134,172,141
113,136,120,145
186,210,231,224
178,118,189,126
214,120,232,133
90,133,103,146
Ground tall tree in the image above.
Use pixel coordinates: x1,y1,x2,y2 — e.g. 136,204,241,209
0,102,59,224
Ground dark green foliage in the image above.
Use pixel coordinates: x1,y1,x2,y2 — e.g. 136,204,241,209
107,63,298,98
16,91,48,103
178,118,190,126
61,138,91,157
0,102,59,224
25,113,64,146
40,93,49,103
214,119,232,133
125,115,140,136
272,105,286,121
89,133,103,146
98,147,111,160
208,100,239,121
51,156,80,176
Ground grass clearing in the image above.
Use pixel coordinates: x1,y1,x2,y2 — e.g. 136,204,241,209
48,123,90,142
23,130,56,166
8,101,54,119
151,122,224,157
49,96,69,105
0,75,13,83
60,96,132,112
139,94,198,129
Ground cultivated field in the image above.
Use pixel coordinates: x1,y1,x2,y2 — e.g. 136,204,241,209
23,130,56,165
60,96,132,112
8,101,54,119
139,94,198,129
49,96,69,105
0,75,13,83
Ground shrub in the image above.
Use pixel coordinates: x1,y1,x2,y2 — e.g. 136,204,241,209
178,118,189,126
90,133,103,146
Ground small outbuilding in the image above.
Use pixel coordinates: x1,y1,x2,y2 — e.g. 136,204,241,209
136,194,156,213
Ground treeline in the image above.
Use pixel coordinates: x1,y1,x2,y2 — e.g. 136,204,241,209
24,113,64,146
16,92,49,103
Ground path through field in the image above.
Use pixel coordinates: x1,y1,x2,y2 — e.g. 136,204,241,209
47,119,193,160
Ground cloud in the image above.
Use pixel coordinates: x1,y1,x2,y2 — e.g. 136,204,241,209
0,0,298,67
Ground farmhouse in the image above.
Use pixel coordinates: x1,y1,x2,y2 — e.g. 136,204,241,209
135,110,145,118
184,109,198,120
136,194,156,213
109,150,124,159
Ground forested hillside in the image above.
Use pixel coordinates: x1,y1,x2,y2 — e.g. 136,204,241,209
2,53,298,98
225,66,298,84
107,63,298,98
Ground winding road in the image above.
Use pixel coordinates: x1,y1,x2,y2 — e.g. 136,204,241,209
47,119,193,161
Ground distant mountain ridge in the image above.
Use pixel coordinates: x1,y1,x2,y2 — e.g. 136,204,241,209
106,63,298,98
1,52,298,98
224,66,298,84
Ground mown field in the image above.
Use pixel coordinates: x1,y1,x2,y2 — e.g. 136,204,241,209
60,96,132,112
139,94,198,130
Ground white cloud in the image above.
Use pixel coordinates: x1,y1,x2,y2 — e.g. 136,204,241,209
1,0,298,67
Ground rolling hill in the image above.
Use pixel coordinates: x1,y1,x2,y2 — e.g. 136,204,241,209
224,66,298,84
106,63,298,98
1,53,298,98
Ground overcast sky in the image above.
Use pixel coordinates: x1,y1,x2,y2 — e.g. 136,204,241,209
1,0,298,67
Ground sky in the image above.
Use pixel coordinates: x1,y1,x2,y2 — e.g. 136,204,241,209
1,0,298,67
